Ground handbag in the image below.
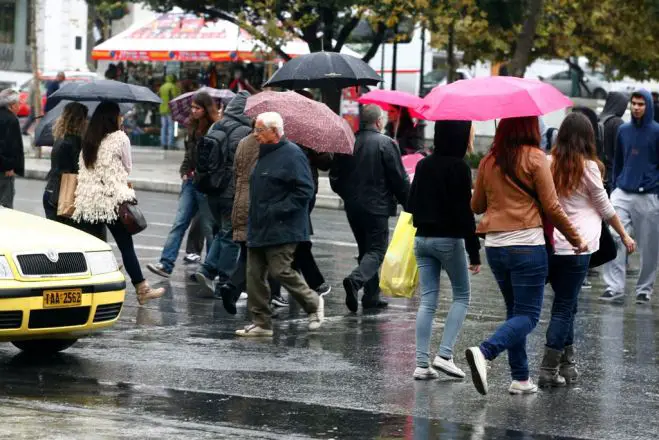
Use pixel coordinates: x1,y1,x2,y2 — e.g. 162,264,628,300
502,170,555,255
57,173,78,218
589,221,617,268
117,200,147,235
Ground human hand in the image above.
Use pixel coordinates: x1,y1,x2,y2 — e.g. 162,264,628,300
182,175,188,181
469,265,481,274
573,239,588,254
4,170,15,177
622,235,637,254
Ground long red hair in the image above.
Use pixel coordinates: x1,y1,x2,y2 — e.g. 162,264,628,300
551,112,605,197
488,117,541,176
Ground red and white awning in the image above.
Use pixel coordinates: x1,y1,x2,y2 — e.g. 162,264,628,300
92,13,359,62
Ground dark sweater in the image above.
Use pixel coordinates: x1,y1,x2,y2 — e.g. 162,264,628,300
407,121,480,265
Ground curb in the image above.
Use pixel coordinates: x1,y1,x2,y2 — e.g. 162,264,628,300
22,169,345,211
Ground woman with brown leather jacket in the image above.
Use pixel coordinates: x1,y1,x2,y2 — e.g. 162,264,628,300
464,116,587,396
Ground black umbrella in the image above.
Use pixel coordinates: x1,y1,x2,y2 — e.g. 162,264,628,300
264,52,383,90
45,80,161,112
35,100,134,147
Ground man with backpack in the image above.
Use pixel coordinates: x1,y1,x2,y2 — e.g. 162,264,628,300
599,92,629,194
193,91,253,296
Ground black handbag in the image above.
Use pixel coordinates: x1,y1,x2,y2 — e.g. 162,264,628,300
589,221,617,268
118,200,147,235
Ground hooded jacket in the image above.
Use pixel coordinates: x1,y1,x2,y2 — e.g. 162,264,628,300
407,121,480,265
613,89,659,194
0,105,24,176
599,92,629,186
159,75,178,115
209,91,253,199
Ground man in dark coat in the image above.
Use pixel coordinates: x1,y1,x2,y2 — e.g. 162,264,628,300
599,92,629,193
236,111,324,337
330,104,411,312
0,89,25,208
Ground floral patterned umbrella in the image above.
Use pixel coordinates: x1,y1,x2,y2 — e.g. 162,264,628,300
169,87,236,124
244,91,355,154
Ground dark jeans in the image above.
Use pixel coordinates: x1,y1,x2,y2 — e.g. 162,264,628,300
185,213,205,255
42,191,107,241
546,254,591,350
227,242,280,299
200,196,240,282
0,175,15,208
108,221,144,286
480,246,548,381
345,207,389,303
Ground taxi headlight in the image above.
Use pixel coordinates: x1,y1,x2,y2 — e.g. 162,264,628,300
86,251,119,275
0,256,14,279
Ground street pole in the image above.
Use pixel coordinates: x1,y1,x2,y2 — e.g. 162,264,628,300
418,24,426,95
379,41,385,90
391,26,398,91
29,0,41,157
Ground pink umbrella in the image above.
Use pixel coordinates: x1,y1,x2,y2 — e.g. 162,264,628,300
357,89,424,111
402,153,424,182
169,87,236,124
418,76,573,121
245,91,355,154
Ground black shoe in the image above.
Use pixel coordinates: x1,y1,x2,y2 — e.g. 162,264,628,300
600,290,624,302
271,294,289,308
363,299,389,310
636,293,651,305
314,283,332,296
216,285,237,315
343,277,359,313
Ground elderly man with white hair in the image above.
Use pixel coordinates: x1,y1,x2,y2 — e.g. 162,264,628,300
0,88,24,208
236,111,324,337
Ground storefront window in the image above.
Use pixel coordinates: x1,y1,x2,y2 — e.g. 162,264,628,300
0,1,16,44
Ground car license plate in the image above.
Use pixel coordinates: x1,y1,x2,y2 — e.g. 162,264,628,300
43,289,82,308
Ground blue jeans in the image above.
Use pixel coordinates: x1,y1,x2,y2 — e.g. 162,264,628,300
200,196,240,282
480,246,548,381
546,254,591,350
160,180,213,273
161,114,174,147
414,237,471,368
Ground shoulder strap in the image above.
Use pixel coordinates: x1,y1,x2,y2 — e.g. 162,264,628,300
501,167,539,203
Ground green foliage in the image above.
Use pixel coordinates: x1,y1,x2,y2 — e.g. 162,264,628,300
465,151,486,170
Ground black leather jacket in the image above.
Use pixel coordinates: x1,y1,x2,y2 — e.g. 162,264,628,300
330,128,410,216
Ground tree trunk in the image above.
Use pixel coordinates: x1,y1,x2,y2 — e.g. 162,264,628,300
508,0,544,77
29,0,41,156
446,21,456,83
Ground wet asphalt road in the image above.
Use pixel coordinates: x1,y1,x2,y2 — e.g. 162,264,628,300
3,178,659,440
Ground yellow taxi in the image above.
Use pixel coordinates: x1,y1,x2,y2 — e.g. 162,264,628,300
0,208,126,354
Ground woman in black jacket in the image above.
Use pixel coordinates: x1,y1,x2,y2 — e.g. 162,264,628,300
43,102,100,234
407,120,481,381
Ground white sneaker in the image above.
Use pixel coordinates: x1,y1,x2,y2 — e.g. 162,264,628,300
509,379,539,395
465,347,489,395
235,324,273,337
183,253,201,264
432,356,466,379
413,367,439,380
239,292,248,300
308,296,325,330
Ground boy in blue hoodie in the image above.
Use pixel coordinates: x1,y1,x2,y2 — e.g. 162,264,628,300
601,89,659,304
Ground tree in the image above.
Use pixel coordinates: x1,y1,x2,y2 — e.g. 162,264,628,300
140,0,425,63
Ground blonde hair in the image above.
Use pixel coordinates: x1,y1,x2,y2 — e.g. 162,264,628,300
53,102,88,140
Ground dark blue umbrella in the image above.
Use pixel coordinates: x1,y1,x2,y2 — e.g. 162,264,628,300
263,52,383,90
45,80,161,112
35,100,133,147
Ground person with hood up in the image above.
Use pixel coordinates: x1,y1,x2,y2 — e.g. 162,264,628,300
600,90,659,305
159,74,179,150
330,104,410,312
192,91,253,298
0,88,24,208
598,92,629,193
407,120,481,381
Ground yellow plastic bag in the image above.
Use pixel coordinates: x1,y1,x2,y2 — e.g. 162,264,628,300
379,212,419,299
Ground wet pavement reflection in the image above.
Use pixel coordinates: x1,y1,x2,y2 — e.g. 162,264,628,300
2,180,658,439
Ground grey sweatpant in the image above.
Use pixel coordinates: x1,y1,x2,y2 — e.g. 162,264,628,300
603,189,659,297
0,175,15,208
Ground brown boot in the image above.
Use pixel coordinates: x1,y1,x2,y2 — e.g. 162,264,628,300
136,281,164,305
559,345,579,383
538,347,567,388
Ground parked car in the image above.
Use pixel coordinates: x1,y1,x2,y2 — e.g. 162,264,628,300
17,72,97,117
421,68,472,96
539,70,609,100
0,208,126,354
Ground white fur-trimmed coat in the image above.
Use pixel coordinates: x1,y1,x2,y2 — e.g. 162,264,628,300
73,131,136,224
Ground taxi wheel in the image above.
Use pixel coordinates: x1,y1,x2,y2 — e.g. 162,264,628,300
12,339,78,353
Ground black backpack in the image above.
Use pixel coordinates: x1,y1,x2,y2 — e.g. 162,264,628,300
194,125,237,194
